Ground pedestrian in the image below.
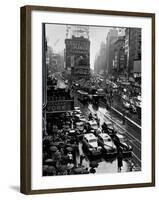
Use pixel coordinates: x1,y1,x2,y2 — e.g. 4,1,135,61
88,112,93,121
80,154,85,166
95,113,100,127
117,149,123,172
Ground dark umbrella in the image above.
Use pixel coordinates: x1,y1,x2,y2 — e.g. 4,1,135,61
89,168,96,174
54,151,61,158
50,146,58,152
45,158,53,164
43,165,48,172
58,164,68,173
66,147,73,152
67,163,74,170
89,161,98,168
47,166,56,175
73,167,83,174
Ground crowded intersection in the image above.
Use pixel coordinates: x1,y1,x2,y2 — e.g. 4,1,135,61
42,24,141,176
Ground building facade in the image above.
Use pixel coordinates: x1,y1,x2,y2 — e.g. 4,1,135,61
106,29,118,77
112,36,126,79
65,36,90,80
125,28,141,78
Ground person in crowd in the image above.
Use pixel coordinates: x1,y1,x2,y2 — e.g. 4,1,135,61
102,122,108,133
88,112,93,121
117,148,123,172
94,113,100,127
80,154,85,166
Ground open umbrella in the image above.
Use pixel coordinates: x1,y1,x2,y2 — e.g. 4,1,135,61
50,146,58,152
45,159,53,164
66,146,73,152
57,164,68,174
89,161,98,168
67,163,74,170
89,168,96,174
43,165,48,172
47,166,56,175
73,167,83,174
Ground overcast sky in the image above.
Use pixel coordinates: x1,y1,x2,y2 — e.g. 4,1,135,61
45,24,111,69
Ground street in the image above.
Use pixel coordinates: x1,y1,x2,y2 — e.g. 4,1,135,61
43,24,142,176
74,95,141,173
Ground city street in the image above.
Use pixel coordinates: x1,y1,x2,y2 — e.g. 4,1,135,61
74,95,141,173
42,24,142,176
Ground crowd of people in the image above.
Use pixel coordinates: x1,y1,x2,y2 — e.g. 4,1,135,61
43,112,101,176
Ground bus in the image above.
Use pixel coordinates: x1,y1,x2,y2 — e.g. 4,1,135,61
77,90,89,103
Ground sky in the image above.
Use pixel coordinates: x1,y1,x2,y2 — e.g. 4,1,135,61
45,24,111,69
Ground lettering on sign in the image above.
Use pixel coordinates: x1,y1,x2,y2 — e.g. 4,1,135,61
46,100,73,112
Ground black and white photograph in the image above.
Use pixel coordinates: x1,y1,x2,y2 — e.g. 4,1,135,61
42,23,142,176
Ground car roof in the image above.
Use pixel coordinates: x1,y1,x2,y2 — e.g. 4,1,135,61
84,133,97,140
99,133,111,139
88,120,97,125
74,107,80,110
105,121,112,125
76,122,84,125
116,133,125,139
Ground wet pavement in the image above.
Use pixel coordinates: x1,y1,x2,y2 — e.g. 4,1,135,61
75,142,135,173
74,96,141,173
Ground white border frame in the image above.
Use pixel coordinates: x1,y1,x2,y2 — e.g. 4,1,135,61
31,10,152,190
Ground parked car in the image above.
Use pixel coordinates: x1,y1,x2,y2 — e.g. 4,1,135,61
74,106,81,112
87,120,98,131
102,120,115,134
111,133,133,155
82,133,102,156
97,133,117,155
74,113,85,122
76,122,84,131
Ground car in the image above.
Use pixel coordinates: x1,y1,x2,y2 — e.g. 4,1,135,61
111,133,133,155
98,133,117,155
73,110,82,115
75,121,84,131
74,113,85,122
74,106,81,111
82,133,102,156
87,120,98,130
102,121,115,134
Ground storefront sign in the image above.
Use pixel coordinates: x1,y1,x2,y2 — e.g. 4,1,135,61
46,100,74,112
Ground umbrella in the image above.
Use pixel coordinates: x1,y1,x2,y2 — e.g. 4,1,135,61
43,165,49,172
67,163,74,170
50,146,58,152
52,142,61,146
73,167,83,174
47,166,56,175
89,161,98,168
89,168,96,174
54,151,61,158
45,159,53,164
66,147,73,152
58,164,68,172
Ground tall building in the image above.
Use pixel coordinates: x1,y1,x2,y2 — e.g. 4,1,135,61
106,29,118,77
65,26,90,80
112,36,126,79
94,42,106,75
125,28,141,77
